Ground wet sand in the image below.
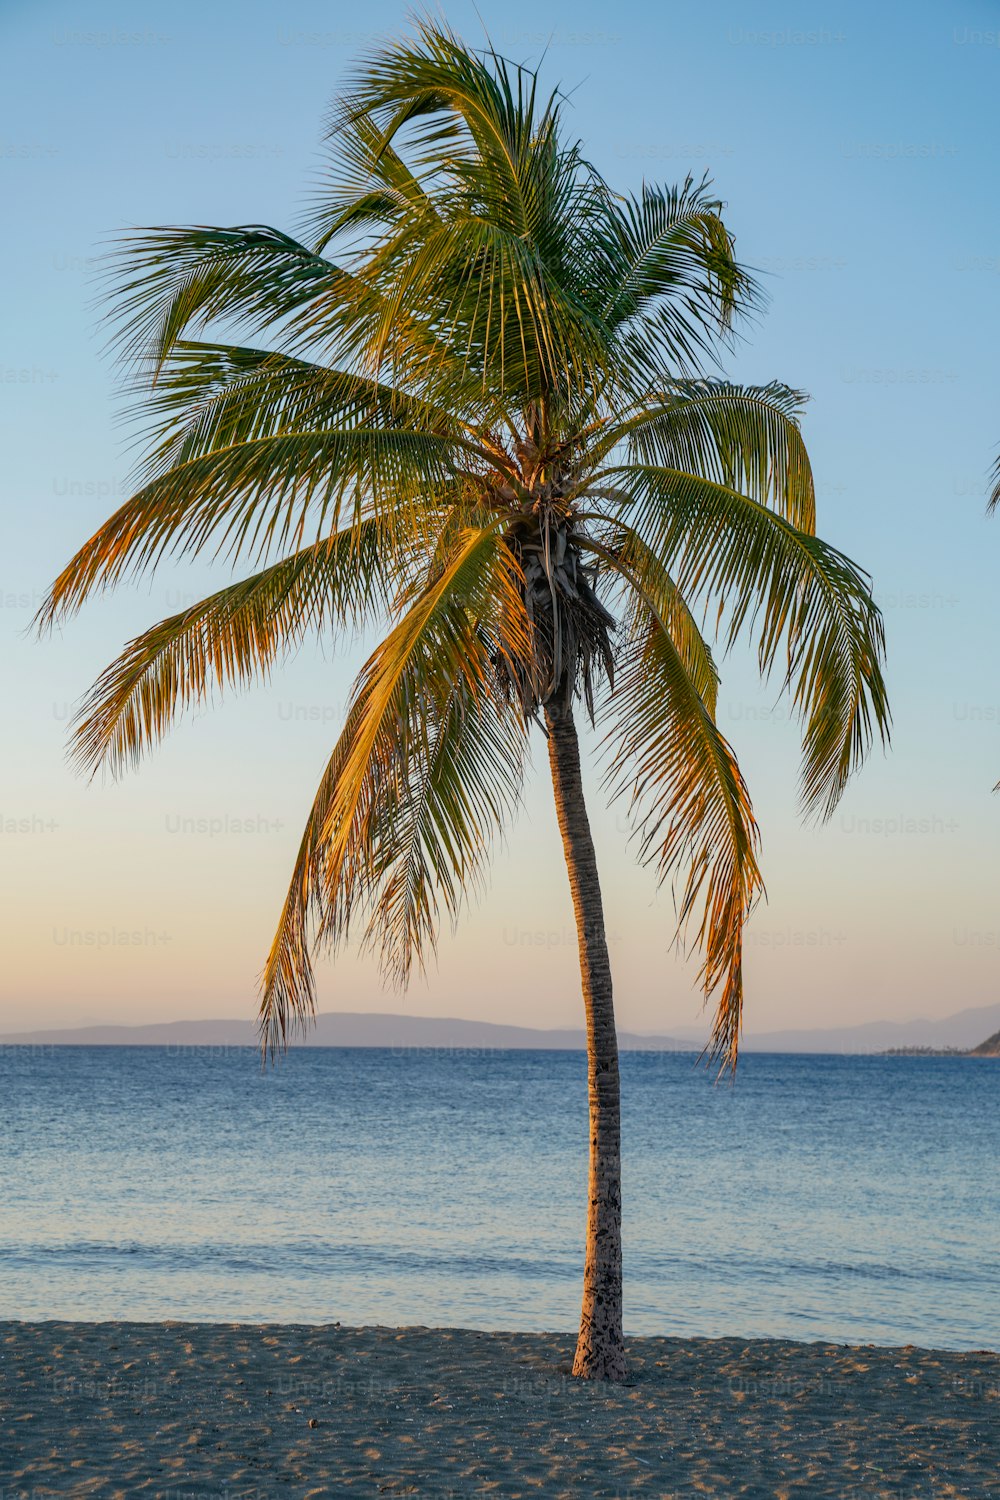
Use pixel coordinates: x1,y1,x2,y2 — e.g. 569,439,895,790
1,1322,997,1497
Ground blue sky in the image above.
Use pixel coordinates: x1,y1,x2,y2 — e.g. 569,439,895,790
1,0,998,1037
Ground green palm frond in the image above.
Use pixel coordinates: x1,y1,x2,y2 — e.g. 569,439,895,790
366,212,606,406
103,222,456,390
309,108,442,247
353,633,528,977
103,224,359,372
594,178,759,378
594,380,815,531
131,342,471,484
331,19,560,234
318,20,616,404
600,464,889,818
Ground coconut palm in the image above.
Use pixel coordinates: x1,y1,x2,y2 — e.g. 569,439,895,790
39,23,889,1381
990,458,999,791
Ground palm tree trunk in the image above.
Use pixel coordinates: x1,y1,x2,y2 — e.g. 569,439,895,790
544,698,627,1383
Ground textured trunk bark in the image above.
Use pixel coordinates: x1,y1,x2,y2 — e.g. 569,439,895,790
544,699,627,1383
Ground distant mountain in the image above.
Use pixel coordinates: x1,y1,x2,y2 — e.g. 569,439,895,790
0,1011,692,1052
970,1028,1000,1057
668,1000,1000,1054
3,999,1000,1053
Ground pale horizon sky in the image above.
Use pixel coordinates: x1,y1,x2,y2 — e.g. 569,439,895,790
2,0,998,1039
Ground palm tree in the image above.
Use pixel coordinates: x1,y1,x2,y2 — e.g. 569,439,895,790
990,456,999,792
39,22,889,1381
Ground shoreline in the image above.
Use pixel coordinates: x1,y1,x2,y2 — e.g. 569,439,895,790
3,1322,998,1496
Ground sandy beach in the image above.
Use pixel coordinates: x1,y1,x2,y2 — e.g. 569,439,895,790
1,1323,997,1497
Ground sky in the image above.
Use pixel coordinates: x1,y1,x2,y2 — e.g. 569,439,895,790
1,0,998,1040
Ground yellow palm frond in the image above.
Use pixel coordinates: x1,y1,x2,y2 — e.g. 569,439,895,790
600,587,762,1072
37,430,458,628
259,521,531,1056
69,521,404,777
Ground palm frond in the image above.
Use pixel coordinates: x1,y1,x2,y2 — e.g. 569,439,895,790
259,519,531,1055
593,380,815,531
988,449,1000,512
37,429,458,628
69,521,403,777
599,464,890,819
577,527,719,716
102,221,456,388
103,224,359,373
331,19,558,237
595,554,762,1072
130,341,471,484
309,107,442,247
319,21,615,405
593,178,759,379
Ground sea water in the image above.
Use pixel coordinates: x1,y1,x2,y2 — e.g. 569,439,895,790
1,1046,996,1347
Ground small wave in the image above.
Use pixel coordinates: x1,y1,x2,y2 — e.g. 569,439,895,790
628,1246,990,1288
0,1237,581,1283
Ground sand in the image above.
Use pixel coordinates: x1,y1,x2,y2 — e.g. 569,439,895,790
1,1323,997,1497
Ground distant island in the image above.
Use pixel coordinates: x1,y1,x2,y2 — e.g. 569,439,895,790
883,1046,971,1057
887,1032,995,1056
885,1030,1000,1057
3,1003,1000,1054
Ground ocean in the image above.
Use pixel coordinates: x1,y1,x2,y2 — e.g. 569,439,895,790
1,1046,996,1348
